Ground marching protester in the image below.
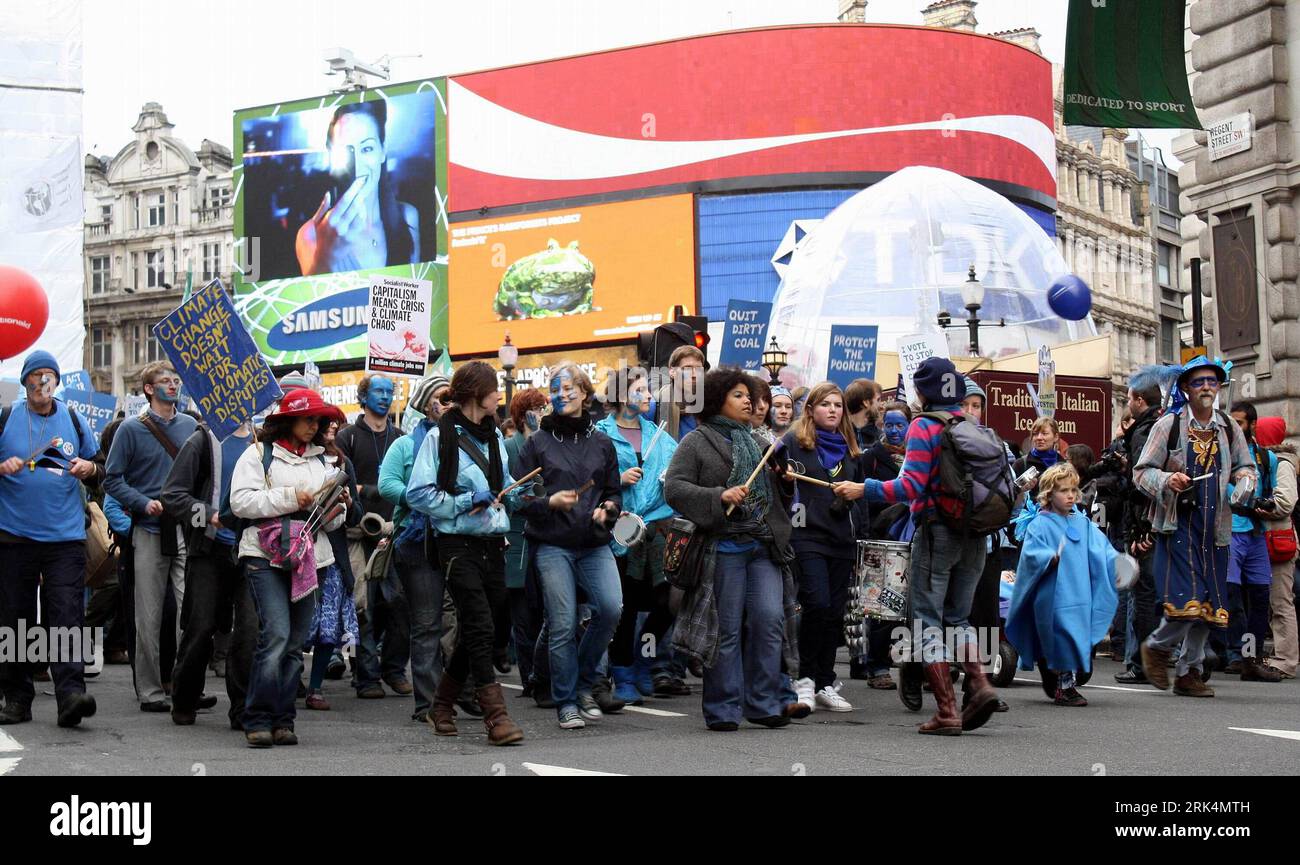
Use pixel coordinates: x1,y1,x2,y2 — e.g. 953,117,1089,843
228,388,350,747
1007,463,1117,707
652,345,705,441
0,350,102,727
844,378,882,452
747,374,772,434
782,381,863,713
1013,417,1063,493
406,361,525,745
503,389,551,705
596,366,679,706
862,357,1003,736
1135,357,1256,698
159,418,257,728
336,373,411,699
1224,402,1283,682
1253,416,1298,678
1114,367,1166,684
377,374,451,722
768,387,795,438
302,419,363,710
663,367,799,731
516,362,624,729
104,361,198,713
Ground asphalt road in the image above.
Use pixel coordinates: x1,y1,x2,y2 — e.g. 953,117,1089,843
3,653,1298,776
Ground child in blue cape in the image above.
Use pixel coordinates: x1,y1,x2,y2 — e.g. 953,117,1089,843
1007,463,1118,706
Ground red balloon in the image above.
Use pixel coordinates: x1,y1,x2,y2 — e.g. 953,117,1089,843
0,265,49,360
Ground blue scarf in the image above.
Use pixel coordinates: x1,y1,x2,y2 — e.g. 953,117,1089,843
1029,447,1061,468
814,428,849,472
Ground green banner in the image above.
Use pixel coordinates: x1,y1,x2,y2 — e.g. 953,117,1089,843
1063,0,1201,129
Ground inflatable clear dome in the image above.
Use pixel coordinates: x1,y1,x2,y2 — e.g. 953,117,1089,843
767,165,1095,386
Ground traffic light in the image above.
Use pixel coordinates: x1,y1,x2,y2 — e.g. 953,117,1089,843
637,312,710,370
677,314,710,351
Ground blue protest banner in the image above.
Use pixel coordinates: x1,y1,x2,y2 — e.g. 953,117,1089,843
61,390,118,446
60,369,91,393
153,281,282,440
718,300,771,371
826,325,880,391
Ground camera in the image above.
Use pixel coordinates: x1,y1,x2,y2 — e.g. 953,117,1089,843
1230,496,1276,517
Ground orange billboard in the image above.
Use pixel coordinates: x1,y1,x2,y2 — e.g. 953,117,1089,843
448,194,696,355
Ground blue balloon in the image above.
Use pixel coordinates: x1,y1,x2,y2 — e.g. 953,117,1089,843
1047,274,1092,321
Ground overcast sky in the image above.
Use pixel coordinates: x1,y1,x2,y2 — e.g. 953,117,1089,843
83,0,1180,166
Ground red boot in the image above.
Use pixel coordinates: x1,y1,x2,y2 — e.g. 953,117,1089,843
918,663,962,736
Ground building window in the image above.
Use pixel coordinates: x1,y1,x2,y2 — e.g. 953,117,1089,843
147,331,166,363
92,328,112,368
148,192,166,227
100,204,112,224
146,249,165,288
202,242,221,281
209,187,231,209
1157,242,1172,286
90,256,110,295
1076,171,1086,202
1097,175,1105,210
173,188,180,224
1160,319,1176,363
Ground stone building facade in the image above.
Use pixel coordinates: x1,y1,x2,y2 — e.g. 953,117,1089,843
82,103,234,396
1176,0,1300,431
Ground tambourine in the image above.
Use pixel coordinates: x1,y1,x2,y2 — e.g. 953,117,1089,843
613,512,648,547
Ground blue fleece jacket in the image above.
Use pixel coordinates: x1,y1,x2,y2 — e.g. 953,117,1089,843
103,410,197,532
0,400,99,542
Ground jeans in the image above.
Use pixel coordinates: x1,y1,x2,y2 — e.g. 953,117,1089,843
394,538,445,715
534,544,622,708
132,527,187,704
509,587,539,689
243,559,317,732
171,546,256,719
1111,589,1130,655
1124,549,1158,673
1147,617,1211,678
0,541,87,707
795,551,852,690
703,548,786,725
437,535,508,687
610,555,673,668
909,520,986,661
863,619,898,677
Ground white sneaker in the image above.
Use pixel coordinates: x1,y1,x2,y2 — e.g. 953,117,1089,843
815,682,853,712
793,677,817,713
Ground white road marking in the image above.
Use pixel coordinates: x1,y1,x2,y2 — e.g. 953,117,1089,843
1012,677,1156,694
1230,728,1300,742
523,762,624,777
0,758,20,776
0,729,24,752
498,682,688,716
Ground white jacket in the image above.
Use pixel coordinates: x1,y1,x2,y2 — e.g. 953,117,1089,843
229,441,344,568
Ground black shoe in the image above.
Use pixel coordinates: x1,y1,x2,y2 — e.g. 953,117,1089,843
229,717,243,731
707,721,739,732
687,658,705,679
1114,669,1148,684
747,715,791,728
1054,687,1088,707
591,678,625,714
849,659,870,681
993,699,1010,713
899,662,923,712
493,647,513,675
1036,661,1060,700
140,700,172,713
171,710,196,726
411,710,429,723
534,692,556,710
296,680,307,699
653,675,691,697
196,694,218,710
56,693,97,728
325,657,346,680
520,682,534,699
0,701,32,725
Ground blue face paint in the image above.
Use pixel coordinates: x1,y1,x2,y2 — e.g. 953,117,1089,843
525,411,541,432
643,396,657,419
883,411,908,446
549,372,572,415
364,377,394,415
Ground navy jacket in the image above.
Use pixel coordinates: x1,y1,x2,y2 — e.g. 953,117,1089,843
517,424,622,549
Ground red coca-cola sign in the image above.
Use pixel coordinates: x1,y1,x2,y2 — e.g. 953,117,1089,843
970,371,1113,456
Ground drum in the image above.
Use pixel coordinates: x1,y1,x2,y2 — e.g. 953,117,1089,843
613,512,648,547
1114,553,1139,592
853,539,910,621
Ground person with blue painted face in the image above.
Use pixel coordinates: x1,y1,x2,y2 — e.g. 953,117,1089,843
335,373,412,699
597,366,680,706
517,362,624,730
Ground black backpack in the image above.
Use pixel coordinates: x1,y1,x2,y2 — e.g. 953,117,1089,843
918,411,1016,536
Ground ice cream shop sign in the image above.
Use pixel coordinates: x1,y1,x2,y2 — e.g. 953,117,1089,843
971,371,1112,455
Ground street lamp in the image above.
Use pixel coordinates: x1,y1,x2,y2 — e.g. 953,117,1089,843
761,336,788,385
498,333,519,417
937,264,1005,356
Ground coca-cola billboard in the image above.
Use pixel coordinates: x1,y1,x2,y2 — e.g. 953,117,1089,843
971,371,1113,456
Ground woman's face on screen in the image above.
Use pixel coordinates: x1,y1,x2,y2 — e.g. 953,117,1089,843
331,112,385,183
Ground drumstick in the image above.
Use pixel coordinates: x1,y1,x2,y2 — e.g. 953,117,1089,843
726,438,782,515
1189,472,1214,482
470,466,545,515
642,421,669,461
788,472,834,489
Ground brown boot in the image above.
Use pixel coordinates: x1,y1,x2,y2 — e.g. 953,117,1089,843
1140,642,1172,690
476,682,524,746
1241,659,1283,683
429,673,461,736
918,663,962,736
956,644,998,732
1172,672,1215,697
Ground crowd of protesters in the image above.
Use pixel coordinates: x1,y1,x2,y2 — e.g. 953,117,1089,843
0,343,1295,747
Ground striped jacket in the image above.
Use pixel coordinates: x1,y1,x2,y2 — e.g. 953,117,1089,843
863,412,956,521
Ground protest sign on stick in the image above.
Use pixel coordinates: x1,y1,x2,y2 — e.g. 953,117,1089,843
367,276,433,377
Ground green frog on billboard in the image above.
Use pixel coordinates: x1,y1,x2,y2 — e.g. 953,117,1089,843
493,239,596,320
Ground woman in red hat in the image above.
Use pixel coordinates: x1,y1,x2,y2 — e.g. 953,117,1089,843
228,388,350,748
